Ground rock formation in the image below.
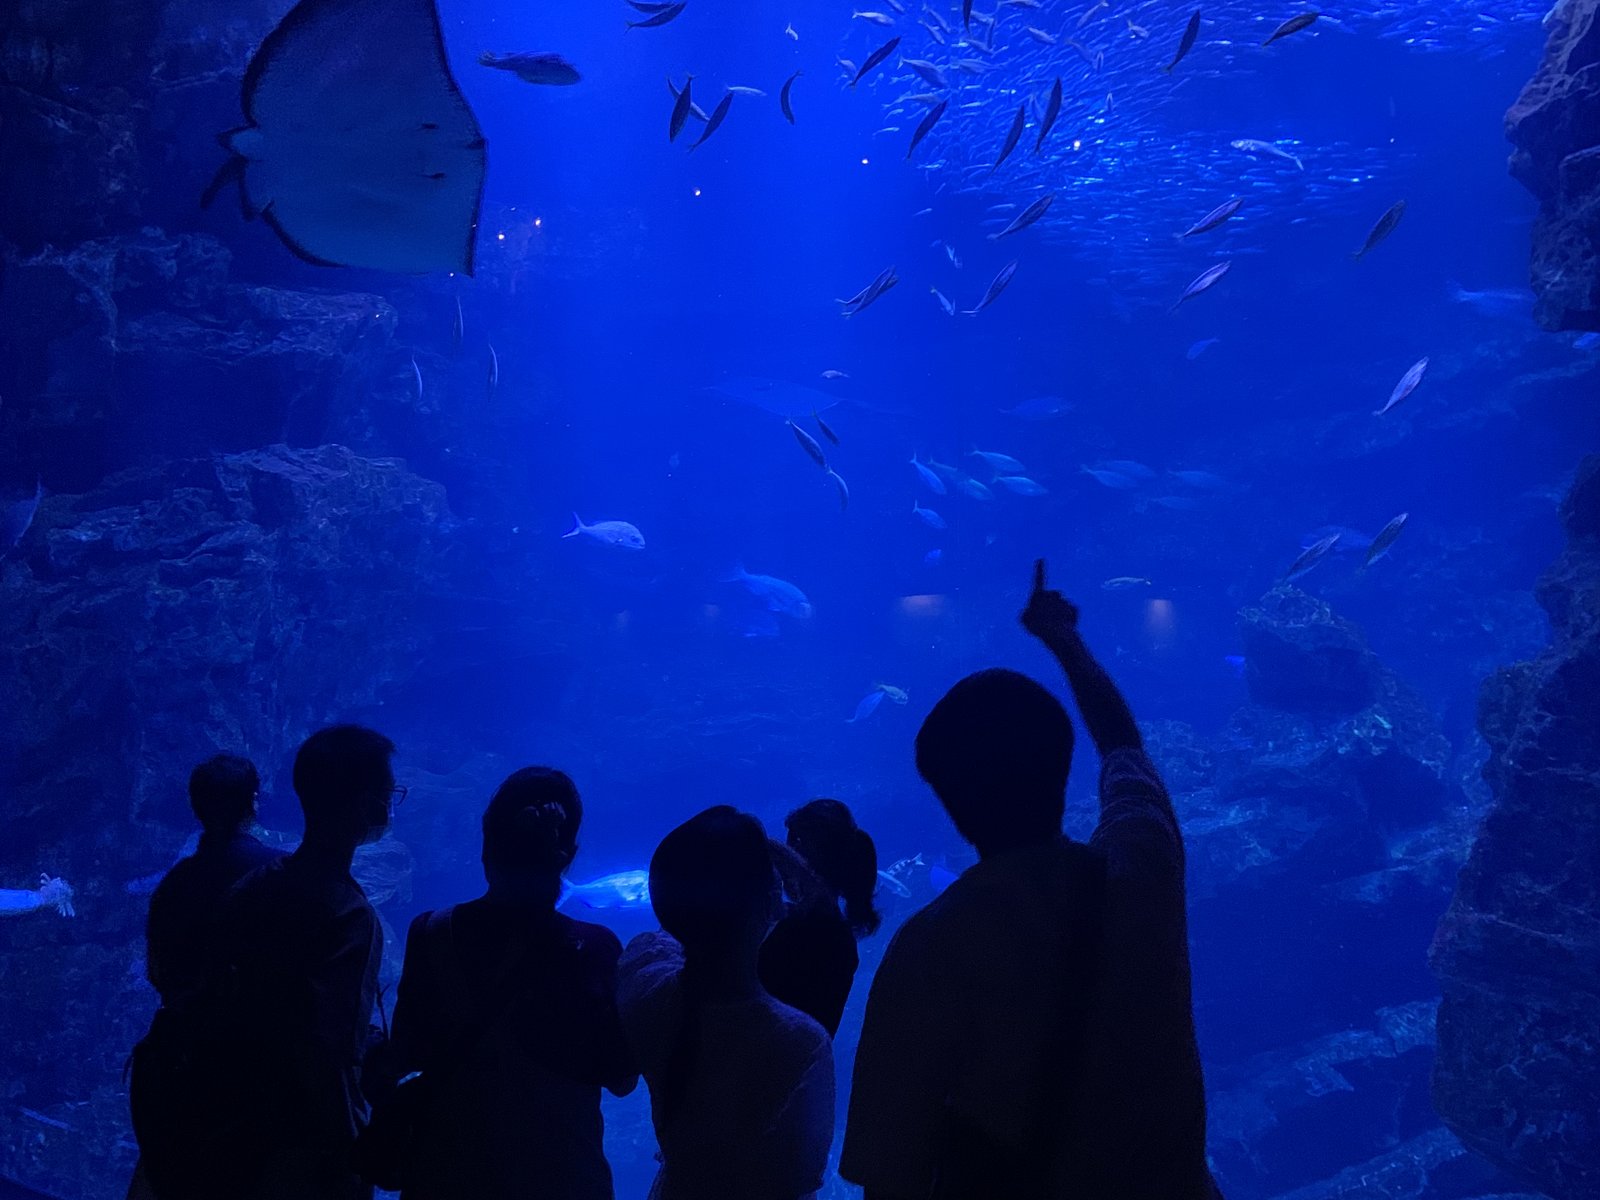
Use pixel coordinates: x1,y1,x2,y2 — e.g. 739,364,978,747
1505,0,1600,332
1431,455,1600,1199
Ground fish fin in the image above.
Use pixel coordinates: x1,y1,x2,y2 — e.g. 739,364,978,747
556,879,574,909
562,513,585,538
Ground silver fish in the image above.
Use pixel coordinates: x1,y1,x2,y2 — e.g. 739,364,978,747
826,469,850,511
963,260,1018,314
989,193,1054,238
788,419,828,468
1165,8,1202,72
1171,261,1231,312
1178,197,1243,237
907,100,948,159
851,36,901,87
1353,200,1406,260
780,70,801,123
1363,512,1409,566
991,103,1027,174
1284,532,1340,580
1034,78,1062,154
669,74,696,141
688,90,733,151
1374,357,1428,415
478,51,581,85
486,343,498,400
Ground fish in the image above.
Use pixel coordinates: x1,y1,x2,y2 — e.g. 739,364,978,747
627,2,686,28
1081,465,1140,488
839,265,899,315
1353,200,1406,259
989,193,1054,239
837,56,857,76
1034,78,1063,154
907,100,949,159
1284,532,1340,580
1575,332,1600,351
854,8,897,23
848,689,887,724
913,501,948,529
1448,282,1534,318
788,419,828,467
1179,197,1243,237
826,469,851,511
667,76,710,121
1375,356,1428,415
820,369,848,380
1262,11,1319,44
875,868,913,897
991,103,1028,173
879,684,910,704
1231,138,1303,170
964,0,974,27
722,564,814,618
559,870,651,910
780,70,801,123
453,295,464,349
963,260,1019,315
910,454,949,495
969,449,1027,474
688,91,733,150
1165,9,1203,72
943,242,962,269
1080,0,1109,23
851,36,901,87
1002,396,1072,419
903,58,949,88
1102,576,1153,589
1302,525,1373,554
1102,459,1157,479
1,479,43,558
1026,26,1059,43
1186,337,1221,359
626,0,679,10
1171,262,1231,312
1361,512,1409,568
931,286,957,315
486,343,498,400
1127,19,1150,36
727,85,766,96
669,75,695,141
563,513,646,550
814,411,840,445
995,475,1048,495
786,22,799,39
410,355,424,398
478,51,581,85
200,0,487,274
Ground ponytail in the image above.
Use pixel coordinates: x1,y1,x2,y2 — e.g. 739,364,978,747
838,828,882,937
784,799,882,939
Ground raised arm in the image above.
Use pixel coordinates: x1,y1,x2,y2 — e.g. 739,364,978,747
1020,560,1142,756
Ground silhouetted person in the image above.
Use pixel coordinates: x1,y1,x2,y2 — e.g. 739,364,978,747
841,561,1214,1200
760,799,881,1036
619,807,835,1200
145,755,284,1003
129,755,283,1200
386,767,637,1199
216,724,398,1200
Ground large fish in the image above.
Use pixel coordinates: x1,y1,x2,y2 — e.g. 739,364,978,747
780,70,801,123
963,260,1019,314
989,193,1054,239
991,103,1027,173
478,51,581,85
669,75,696,141
722,564,814,618
627,2,686,28
1231,137,1303,170
688,91,733,150
1262,11,1319,44
851,36,901,87
1178,197,1243,237
788,420,828,468
559,870,651,910
906,100,948,159
1353,200,1407,259
1284,532,1340,581
1374,356,1428,415
1164,9,1202,72
1034,78,1063,154
839,265,899,315
1363,513,1409,567
563,514,646,550
1170,262,1231,312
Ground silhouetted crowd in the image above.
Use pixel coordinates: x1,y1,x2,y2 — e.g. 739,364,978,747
126,563,1218,1200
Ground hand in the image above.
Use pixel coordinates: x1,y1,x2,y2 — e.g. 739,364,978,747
1020,559,1080,649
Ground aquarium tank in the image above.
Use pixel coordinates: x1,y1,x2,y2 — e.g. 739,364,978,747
1,0,1597,1193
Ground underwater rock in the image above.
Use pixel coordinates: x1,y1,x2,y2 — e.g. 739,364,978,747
1268,1126,1535,1200
1239,587,1381,715
1505,0,1600,332
1431,454,1600,1199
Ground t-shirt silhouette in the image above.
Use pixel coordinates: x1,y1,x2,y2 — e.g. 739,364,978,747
619,931,836,1200
841,748,1212,1200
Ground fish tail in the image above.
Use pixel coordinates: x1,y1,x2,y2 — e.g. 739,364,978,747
556,879,574,909
562,513,585,538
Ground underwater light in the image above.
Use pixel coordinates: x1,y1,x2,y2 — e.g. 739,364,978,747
496,232,505,241
899,594,947,617
1073,139,1082,151
693,188,702,197
861,157,870,165
534,217,543,227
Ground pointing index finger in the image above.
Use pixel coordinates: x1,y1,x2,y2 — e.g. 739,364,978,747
1033,558,1047,594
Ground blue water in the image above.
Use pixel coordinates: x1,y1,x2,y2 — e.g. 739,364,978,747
4,0,1600,1195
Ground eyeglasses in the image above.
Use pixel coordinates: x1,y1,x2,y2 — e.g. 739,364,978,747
390,786,409,806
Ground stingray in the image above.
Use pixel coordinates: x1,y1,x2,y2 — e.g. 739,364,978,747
204,0,488,274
